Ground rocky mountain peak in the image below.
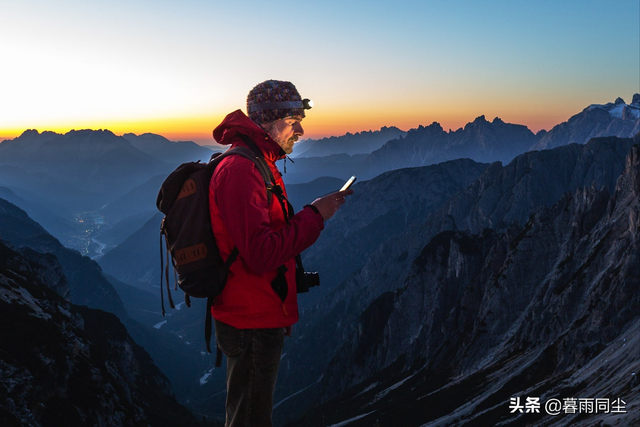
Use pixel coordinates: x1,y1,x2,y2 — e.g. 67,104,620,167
67,128,117,138
532,95,640,151
358,114,538,179
19,129,40,138
462,115,492,132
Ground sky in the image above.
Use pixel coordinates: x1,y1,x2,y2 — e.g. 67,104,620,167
1,0,639,145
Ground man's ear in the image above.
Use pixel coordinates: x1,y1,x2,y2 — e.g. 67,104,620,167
260,119,280,135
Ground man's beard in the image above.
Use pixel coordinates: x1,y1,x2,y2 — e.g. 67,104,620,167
275,135,297,153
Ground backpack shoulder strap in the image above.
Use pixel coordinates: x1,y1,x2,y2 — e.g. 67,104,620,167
234,133,296,222
235,133,277,185
213,134,277,205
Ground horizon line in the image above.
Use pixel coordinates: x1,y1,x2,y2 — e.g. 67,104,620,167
3,93,639,145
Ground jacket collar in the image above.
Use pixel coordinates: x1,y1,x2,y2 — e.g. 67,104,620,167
213,110,286,162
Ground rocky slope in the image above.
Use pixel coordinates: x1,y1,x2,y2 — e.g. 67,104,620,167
275,134,640,427
0,240,205,427
292,143,640,427
299,158,489,306
0,198,127,318
0,198,225,423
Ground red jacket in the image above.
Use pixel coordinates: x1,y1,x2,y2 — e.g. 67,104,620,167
209,110,325,329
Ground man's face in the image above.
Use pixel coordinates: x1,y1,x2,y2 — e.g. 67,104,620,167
262,115,304,155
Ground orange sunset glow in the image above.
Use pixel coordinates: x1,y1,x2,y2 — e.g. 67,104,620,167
1,1,638,145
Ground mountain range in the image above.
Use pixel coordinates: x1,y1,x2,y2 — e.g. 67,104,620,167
122,132,214,164
532,94,640,150
0,130,170,211
282,94,640,183
275,133,640,427
292,126,406,157
355,116,539,179
1,94,640,426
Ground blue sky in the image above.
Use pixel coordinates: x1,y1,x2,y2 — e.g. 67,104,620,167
1,0,638,143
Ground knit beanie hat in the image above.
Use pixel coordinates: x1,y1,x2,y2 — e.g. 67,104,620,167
247,80,311,125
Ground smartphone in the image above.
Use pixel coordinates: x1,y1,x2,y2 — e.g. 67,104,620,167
340,176,357,191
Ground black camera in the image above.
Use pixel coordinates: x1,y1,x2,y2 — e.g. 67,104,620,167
296,269,320,293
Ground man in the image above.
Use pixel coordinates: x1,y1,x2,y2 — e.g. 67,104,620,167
209,80,353,426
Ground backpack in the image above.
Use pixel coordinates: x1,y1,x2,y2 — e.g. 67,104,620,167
156,134,276,366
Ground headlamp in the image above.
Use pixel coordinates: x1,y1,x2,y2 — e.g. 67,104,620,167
248,98,314,113
302,98,313,110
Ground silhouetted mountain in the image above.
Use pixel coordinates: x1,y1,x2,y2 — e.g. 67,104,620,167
99,174,164,223
0,164,97,213
357,116,540,180
282,96,640,185
275,134,640,427
418,135,639,237
0,129,222,255
93,211,157,250
202,143,226,153
106,273,161,324
0,129,168,210
280,153,367,184
123,132,214,164
285,176,345,209
532,94,640,150
0,186,75,246
292,126,406,157
99,213,163,292
0,240,205,427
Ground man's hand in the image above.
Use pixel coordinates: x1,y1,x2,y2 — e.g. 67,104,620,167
310,189,354,221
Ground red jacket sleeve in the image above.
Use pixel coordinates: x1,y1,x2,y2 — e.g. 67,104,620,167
212,156,324,275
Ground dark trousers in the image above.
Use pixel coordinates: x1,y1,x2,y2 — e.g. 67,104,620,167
214,320,285,427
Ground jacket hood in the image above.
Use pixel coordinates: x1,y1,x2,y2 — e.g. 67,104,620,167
213,109,286,161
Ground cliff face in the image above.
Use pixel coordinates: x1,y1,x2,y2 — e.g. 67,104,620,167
0,241,203,427
279,137,640,427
